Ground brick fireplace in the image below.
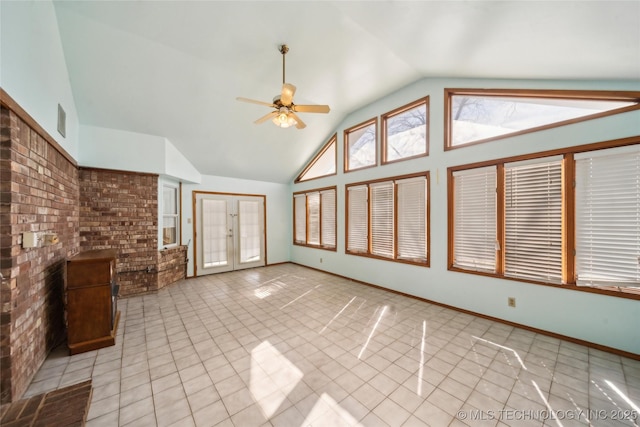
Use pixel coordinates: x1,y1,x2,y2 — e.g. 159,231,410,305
1,91,187,404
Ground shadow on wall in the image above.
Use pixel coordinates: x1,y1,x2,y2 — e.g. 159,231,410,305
44,260,67,351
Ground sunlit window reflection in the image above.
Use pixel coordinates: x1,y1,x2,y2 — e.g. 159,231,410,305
358,305,388,360
250,341,303,418
254,280,286,299
472,335,527,370
320,296,357,334
606,380,640,413
301,393,363,427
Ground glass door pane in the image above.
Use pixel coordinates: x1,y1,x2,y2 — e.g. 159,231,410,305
238,200,261,264
202,199,229,268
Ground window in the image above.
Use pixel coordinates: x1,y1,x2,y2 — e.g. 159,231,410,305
346,173,429,266
452,166,497,273
162,184,179,246
448,137,640,298
504,157,563,283
397,176,428,262
347,185,368,253
293,187,336,250
296,134,337,183
445,89,640,149
370,181,394,258
575,145,640,288
344,118,377,172
382,97,429,163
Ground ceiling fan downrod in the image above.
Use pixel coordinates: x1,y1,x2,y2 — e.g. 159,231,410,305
279,44,289,84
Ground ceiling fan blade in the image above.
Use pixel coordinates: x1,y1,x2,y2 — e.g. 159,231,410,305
280,83,296,106
289,111,306,129
293,104,330,114
254,111,278,124
237,97,275,108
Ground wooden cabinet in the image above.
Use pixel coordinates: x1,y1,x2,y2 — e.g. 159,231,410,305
66,249,120,355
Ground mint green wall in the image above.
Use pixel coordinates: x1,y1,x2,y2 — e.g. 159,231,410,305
1,0,79,157
79,125,202,183
291,77,640,355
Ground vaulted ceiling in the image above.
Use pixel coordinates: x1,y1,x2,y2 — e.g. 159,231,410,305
52,1,640,183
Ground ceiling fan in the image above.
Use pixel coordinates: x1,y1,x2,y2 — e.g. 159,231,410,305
236,44,330,129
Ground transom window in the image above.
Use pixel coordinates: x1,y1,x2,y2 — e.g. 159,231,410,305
448,137,640,298
445,89,640,149
382,96,429,164
344,118,377,172
346,173,429,266
293,187,336,250
295,134,337,183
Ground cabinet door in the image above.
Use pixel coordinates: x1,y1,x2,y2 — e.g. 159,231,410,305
67,286,112,344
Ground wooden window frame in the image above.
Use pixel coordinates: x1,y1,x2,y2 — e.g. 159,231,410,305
381,96,429,164
447,135,640,300
162,183,180,248
444,88,640,151
345,172,430,267
292,186,337,251
295,134,338,183
344,117,378,173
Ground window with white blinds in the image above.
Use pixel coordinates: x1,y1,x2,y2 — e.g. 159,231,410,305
294,194,306,244
347,185,368,253
307,192,321,246
320,189,336,248
346,173,429,265
293,188,336,250
505,157,563,283
453,166,497,273
397,177,427,261
575,145,640,287
371,182,394,258
448,137,640,297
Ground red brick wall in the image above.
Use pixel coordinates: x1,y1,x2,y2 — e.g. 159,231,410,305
1,95,187,404
78,168,158,296
158,246,188,290
0,104,79,404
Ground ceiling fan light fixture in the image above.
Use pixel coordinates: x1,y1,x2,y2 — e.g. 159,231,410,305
272,107,297,128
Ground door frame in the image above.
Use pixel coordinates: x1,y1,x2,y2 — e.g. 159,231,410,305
192,191,268,277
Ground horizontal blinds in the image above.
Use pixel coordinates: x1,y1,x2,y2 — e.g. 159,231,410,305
307,192,320,245
347,185,368,253
320,189,336,248
397,176,427,261
371,181,394,258
504,157,563,283
453,166,497,272
294,194,307,243
575,145,640,287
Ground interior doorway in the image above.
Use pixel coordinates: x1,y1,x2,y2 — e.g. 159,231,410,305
194,192,266,276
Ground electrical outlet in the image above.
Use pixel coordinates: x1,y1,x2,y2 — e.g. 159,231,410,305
508,297,516,308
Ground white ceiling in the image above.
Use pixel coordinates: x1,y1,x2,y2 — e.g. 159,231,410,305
53,1,640,183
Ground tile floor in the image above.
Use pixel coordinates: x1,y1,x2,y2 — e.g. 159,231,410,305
25,264,640,427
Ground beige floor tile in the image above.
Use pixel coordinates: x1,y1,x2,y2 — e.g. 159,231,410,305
21,264,640,427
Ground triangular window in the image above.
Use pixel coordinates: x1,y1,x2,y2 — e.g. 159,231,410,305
445,89,640,149
295,134,337,183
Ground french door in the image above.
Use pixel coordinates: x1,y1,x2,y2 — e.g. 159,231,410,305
194,192,265,276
